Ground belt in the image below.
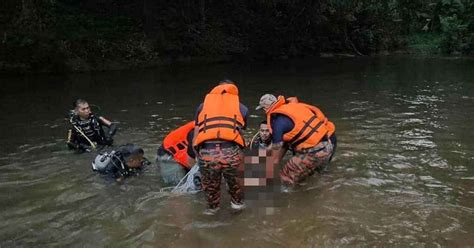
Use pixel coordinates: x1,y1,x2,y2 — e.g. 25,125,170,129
295,139,331,154
200,141,239,149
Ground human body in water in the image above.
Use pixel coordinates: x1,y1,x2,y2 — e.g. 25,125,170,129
66,99,118,153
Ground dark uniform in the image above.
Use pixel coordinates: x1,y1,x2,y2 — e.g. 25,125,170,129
92,144,149,180
249,134,271,150
66,112,117,152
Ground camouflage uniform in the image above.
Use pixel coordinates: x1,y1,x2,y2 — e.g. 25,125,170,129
280,139,335,186
198,143,244,209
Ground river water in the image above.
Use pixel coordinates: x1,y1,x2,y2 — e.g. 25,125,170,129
0,56,473,247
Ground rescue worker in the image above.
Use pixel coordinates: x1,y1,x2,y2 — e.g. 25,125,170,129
156,121,198,185
193,80,248,215
249,120,272,150
92,144,150,182
255,94,337,191
66,99,117,153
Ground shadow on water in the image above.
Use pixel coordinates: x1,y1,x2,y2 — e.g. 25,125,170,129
0,56,473,247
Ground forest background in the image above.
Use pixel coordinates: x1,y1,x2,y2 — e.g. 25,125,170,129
1,0,472,73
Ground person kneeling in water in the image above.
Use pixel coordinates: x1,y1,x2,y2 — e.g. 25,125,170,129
66,99,118,153
255,94,337,192
156,121,201,190
92,144,150,182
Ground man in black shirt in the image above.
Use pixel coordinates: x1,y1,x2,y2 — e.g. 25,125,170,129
66,99,117,153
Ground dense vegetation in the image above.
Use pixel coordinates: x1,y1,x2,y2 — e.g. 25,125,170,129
0,0,472,72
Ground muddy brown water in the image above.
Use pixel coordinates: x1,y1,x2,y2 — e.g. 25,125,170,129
0,56,473,247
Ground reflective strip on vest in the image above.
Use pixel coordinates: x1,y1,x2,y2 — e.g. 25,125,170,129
270,102,329,150
194,91,245,146
162,121,195,168
197,116,244,130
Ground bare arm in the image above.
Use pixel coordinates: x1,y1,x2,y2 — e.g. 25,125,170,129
98,116,112,126
269,142,288,165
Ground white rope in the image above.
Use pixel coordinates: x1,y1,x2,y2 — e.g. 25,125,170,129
172,164,201,193
249,131,259,150
160,164,201,194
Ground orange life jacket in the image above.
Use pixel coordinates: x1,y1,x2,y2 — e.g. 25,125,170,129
163,121,195,169
194,84,245,147
266,96,335,150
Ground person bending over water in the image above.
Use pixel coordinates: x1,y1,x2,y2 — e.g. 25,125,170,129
255,94,337,192
156,121,201,190
193,80,248,215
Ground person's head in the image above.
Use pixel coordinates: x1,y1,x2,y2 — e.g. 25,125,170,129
218,79,235,85
255,94,277,112
120,144,145,168
259,120,271,142
73,99,91,120
126,153,145,168
210,79,239,95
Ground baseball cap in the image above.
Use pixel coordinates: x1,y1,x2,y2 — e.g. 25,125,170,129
255,94,277,110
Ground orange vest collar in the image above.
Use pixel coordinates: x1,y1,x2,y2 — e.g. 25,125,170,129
265,95,286,114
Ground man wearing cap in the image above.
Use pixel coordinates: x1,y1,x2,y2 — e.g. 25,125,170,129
193,80,248,215
256,94,337,191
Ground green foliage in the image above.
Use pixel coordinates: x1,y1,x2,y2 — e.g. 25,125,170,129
0,0,472,73
55,4,138,41
437,1,473,53
405,33,442,53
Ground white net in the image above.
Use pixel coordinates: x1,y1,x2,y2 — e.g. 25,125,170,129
160,164,201,194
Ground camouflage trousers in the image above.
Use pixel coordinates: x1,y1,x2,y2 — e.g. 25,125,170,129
280,140,335,186
198,143,244,209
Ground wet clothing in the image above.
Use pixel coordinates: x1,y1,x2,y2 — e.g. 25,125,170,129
156,126,196,185
66,112,117,152
266,96,337,186
267,97,333,151
198,142,244,209
270,114,295,144
92,144,148,180
158,131,195,160
280,137,336,186
156,153,188,185
162,121,195,169
249,135,272,150
194,84,247,210
193,85,247,147
194,103,249,130
158,121,202,186
186,130,195,159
